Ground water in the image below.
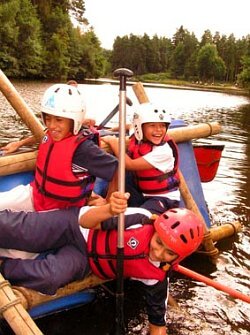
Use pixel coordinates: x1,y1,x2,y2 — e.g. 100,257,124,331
0,82,249,334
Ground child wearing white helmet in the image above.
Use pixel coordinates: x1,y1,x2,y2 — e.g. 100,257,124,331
0,83,118,216
102,102,180,208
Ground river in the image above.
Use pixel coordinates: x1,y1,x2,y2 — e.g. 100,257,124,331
0,81,249,335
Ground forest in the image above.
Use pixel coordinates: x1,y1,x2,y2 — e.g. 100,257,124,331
0,0,249,88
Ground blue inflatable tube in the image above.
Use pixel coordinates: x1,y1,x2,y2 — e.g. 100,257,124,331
170,120,211,228
0,171,34,192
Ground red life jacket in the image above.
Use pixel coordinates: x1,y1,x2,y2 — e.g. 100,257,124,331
127,134,180,194
31,129,99,211
87,224,166,281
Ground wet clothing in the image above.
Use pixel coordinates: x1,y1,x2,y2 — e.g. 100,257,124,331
32,131,97,210
0,198,171,326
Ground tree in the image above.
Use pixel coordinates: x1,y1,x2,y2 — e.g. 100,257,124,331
200,29,213,46
0,0,43,77
16,0,43,77
170,27,199,79
0,0,19,75
238,56,250,89
196,44,226,82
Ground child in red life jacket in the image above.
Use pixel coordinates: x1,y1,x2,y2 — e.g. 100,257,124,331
0,192,203,335
0,80,96,155
102,102,180,208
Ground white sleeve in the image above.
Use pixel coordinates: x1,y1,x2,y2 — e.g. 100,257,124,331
143,142,175,173
78,206,92,241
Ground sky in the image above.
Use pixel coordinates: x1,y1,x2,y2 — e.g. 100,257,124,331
84,0,249,49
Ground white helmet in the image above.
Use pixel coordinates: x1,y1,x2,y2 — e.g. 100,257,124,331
132,102,171,141
41,84,86,135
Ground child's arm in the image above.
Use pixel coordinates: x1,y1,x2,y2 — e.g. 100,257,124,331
0,135,38,154
79,191,130,229
102,136,153,171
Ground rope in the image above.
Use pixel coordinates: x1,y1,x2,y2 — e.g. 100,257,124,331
0,279,23,315
225,222,238,235
206,122,213,136
0,280,9,290
0,298,22,315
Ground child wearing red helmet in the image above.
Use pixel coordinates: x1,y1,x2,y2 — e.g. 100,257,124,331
0,192,203,335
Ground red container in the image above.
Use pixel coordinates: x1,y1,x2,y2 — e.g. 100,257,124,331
193,144,224,182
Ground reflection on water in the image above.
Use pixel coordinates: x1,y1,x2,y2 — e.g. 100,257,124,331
0,82,250,334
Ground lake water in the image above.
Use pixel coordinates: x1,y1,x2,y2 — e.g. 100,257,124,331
0,81,249,334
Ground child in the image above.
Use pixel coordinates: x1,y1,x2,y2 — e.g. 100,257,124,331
0,80,96,154
0,83,118,212
102,102,180,208
0,192,203,335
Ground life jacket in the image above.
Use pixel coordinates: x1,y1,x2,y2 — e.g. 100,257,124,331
31,128,99,211
87,224,166,281
127,134,180,194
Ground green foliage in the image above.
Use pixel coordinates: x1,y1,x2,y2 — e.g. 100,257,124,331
238,56,250,88
0,3,249,84
0,0,20,75
196,44,226,82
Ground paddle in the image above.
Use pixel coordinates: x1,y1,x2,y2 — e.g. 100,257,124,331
173,264,250,304
0,70,45,141
96,97,132,130
113,68,133,335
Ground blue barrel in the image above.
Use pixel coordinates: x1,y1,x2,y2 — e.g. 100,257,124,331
0,171,34,192
170,120,211,228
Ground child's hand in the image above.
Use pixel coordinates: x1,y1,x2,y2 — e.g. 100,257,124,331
83,118,96,127
0,142,20,154
87,192,107,206
109,191,130,216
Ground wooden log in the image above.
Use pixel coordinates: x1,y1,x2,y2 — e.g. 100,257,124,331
0,70,45,141
168,122,221,142
13,274,106,310
0,122,221,177
132,82,150,103
0,274,43,335
209,221,241,242
0,151,37,175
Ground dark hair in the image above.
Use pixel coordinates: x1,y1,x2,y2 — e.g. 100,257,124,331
66,80,78,87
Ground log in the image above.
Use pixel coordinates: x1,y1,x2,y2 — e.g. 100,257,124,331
209,221,241,241
0,274,43,335
0,151,38,176
0,70,44,141
13,274,106,311
0,122,221,176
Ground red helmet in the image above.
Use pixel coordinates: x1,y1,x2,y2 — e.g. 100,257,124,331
154,208,204,264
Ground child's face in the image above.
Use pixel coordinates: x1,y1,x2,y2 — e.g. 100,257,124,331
142,122,167,144
44,114,73,141
149,232,178,263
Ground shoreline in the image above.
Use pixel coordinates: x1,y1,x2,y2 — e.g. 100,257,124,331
85,78,249,97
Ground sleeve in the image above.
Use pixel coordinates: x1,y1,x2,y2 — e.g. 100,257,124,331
143,276,169,326
73,140,118,181
101,207,152,230
143,142,175,173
